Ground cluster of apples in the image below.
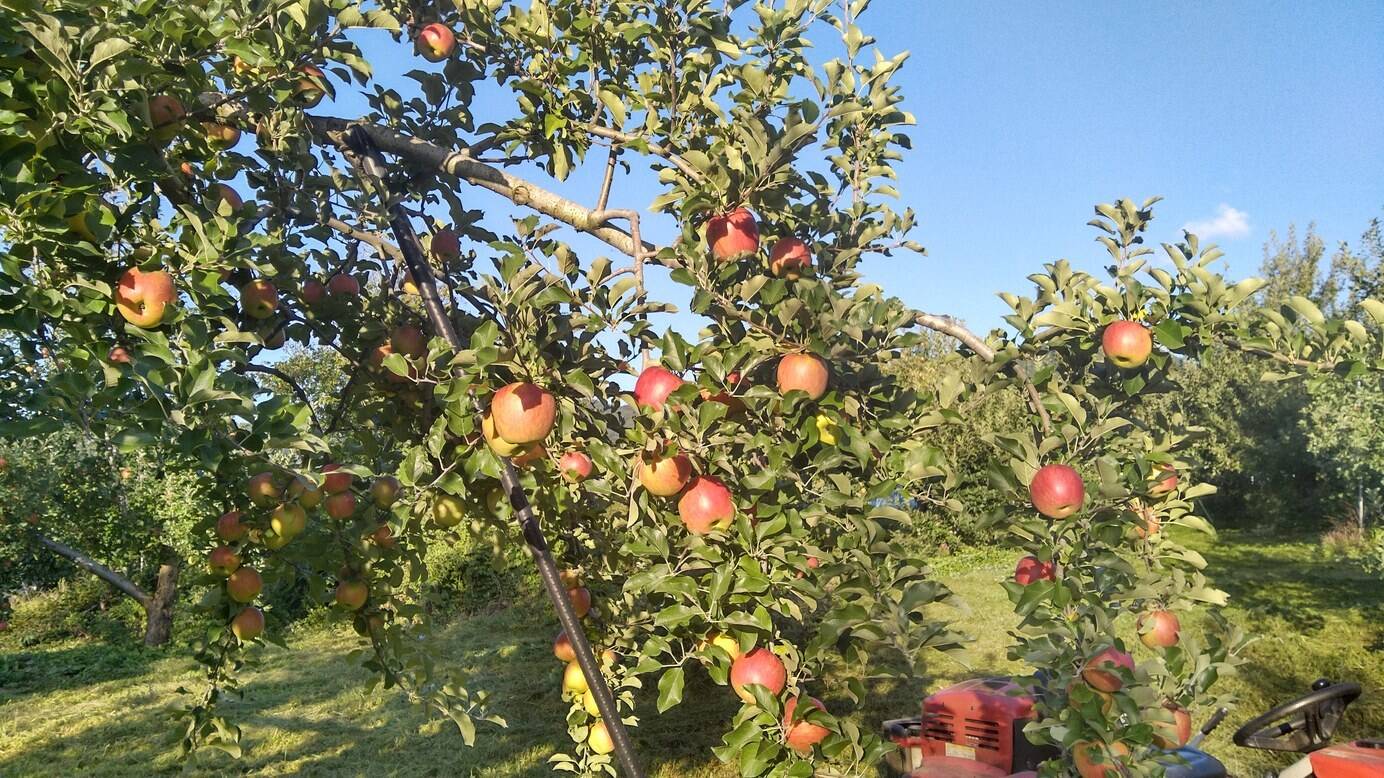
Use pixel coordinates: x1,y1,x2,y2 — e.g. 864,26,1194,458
550,576,618,754
697,636,828,753
705,207,814,280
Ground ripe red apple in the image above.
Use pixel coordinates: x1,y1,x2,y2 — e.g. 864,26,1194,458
371,476,400,509
1149,464,1178,496
730,648,786,703
231,606,265,641
783,696,829,752
322,464,353,494
108,346,132,364
1073,740,1129,778
247,471,279,507
568,587,591,619
776,353,828,400
769,237,813,279
1137,609,1180,649
588,721,615,755
227,567,262,603
559,451,594,482
302,279,326,306
1102,321,1153,369
296,64,327,107
1152,703,1193,748
634,366,684,411
678,475,734,534
203,121,241,149
1029,464,1085,519
335,579,368,610
1132,504,1162,539
391,325,427,358
370,525,397,549
208,546,240,576
0,620,8,633
491,382,556,444
147,94,185,142
1014,555,1055,585
1081,647,1135,693
210,183,243,212
327,274,360,297
416,22,457,62
240,280,278,319
115,267,176,328
216,510,247,541
554,630,576,663
431,227,461,262
637,453,692,496
271,503,307,539
433,494,465,528
706,207,759,262
325,491,357,520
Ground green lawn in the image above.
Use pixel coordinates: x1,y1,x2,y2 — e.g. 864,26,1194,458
1,531,1381,776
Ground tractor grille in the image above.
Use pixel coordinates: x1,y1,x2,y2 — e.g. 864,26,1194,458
923,711,1002,750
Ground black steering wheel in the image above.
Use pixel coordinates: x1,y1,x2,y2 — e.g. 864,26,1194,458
1233,678,1361,752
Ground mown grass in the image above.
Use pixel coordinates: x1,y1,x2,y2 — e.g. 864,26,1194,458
1,530,1381,777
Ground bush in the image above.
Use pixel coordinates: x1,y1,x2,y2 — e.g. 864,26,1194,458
6,577,145,646
423,534,529,615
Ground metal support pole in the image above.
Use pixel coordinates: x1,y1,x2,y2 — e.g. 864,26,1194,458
343,127,645,778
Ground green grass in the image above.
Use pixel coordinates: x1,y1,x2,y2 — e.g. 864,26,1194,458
2,531,1381,776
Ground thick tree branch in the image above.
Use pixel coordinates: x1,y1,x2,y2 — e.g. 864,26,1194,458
32,530,151,607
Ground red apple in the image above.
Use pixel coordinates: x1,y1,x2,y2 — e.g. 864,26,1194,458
776,353,828,400
769,237,813,279
490,382,556,444
296,64,327,107
203,121,241,149
108,346,132,364
210,183,243,213
554,630,576,663
782,696,829,752
115,267,176,328
335,579,368,610
559,451,593,482
637,453,692,496
302,279,326,306
567,587,591,619
227,567,262,603
216,510,247,541
325,491,357,520
1152,703,1193,748
634,366,684,411
1029,464,1085,519
1149,464,1178,496
322,464,353,494
370,524,397,549
678,475,734,534
416,22,457,62
1073,740,1129,778
231,606,265,641
1081,647,1135,693
247,471,279,507
1137,609,1180,649
0,620,8,633
208,545,240,576
1102,321,1153,369
431,227,461,261
1014,555,1055,585
391,325,427,358
327,274,360,297
706,207,759,262
371,476,400,509
147,94,185,142
510,444,547,469
560,570,582,589
1132,504,1162,539
240,280,278,319
730,648,786,703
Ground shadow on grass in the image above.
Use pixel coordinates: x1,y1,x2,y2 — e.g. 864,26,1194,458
0,640,162,700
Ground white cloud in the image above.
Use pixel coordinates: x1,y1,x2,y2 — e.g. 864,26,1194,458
1183,204,1251,240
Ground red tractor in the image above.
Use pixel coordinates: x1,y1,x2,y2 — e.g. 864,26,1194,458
883,676,1382,777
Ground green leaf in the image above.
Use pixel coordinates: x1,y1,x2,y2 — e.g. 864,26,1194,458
656,666,685,712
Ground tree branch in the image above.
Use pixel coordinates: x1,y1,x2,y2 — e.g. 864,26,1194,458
32,530,151,607
238,363,323,431
913,312,1052,435
583,123,705,183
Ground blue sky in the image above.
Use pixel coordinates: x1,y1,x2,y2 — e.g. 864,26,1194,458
338,1,1383,334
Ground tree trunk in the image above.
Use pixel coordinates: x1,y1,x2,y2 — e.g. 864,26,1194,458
31,530,179,647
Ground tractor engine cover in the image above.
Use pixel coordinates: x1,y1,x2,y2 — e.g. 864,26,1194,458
1309,740,1384,778
901,677,1056,776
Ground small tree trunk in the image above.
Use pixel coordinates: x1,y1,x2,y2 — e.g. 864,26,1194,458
1359,481,1367,531
142,547,180,647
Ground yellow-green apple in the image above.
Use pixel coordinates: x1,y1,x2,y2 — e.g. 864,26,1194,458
482,414,526,456
302,279,326,306
371,476,400,508
203,121,241,149
240,280,278,319
634,366,683,411
415,22,456,62
208,546,240,576
231,606,264,641
335,579,368,610
325,491,356,520
699,631,742,660
1073,740,1129,778
369,524,396,549
581,689,601,717
391,325,427,358
322,463,353,494
560,570,582,588
114,267,176,328
227,566,262,603
262,531,289,550
1029,463,1085,519
287,476,322,509
490,382,556,444
216,510,247,541
1014,555,1055,585
247,471,279,507
554,630,577,662
431,227,461,262
563,660,589,694
432,493,464,528
327,273,360,297
587,721,614,755
510,444,546,468
678,475,734,534
147,94,185,142
783,696,829,752
559,451,594,482
271,503,307,539
295,64,327,107
706,207,759,262
1137,609,1180,649
1081,647,1134,693
636,453,692,496
1102,321,1153,369
769,237,812,279
568,587,591,618
730,648,786,703
776,353,828,400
